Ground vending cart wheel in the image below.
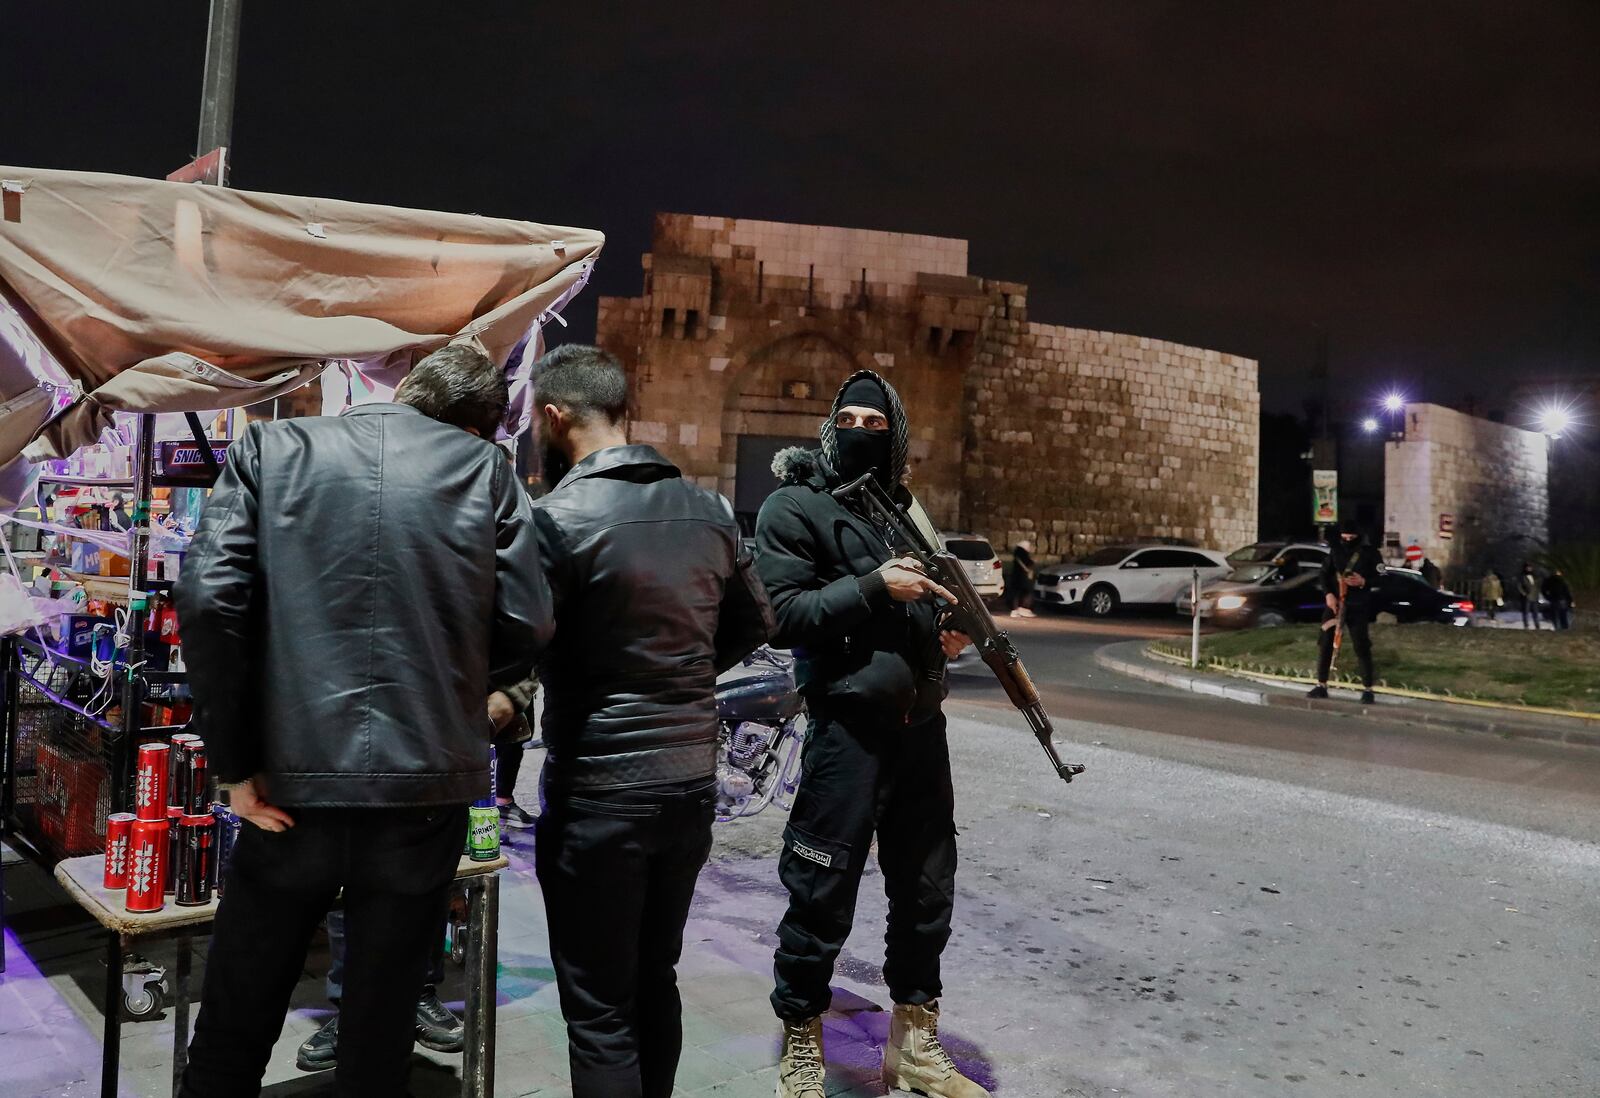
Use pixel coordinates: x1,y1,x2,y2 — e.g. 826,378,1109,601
123,979,162,1020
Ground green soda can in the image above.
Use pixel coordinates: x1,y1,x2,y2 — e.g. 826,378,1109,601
468,805,500,861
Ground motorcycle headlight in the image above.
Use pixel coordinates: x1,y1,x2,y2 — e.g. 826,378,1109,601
1216,595,1247,611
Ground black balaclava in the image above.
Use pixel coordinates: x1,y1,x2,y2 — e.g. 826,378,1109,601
833,376,893,487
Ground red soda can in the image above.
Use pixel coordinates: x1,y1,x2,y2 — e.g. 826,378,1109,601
165,807,183,894
176,814,215,906
125,818,166,913
168,733,200,809
159,603,180,643
183,742,209,814
134,742,169,820
103,812,135,888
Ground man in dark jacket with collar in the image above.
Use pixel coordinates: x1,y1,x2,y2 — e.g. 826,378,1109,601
529,344,773,1098
755,371,988,1098
175,345,553,1097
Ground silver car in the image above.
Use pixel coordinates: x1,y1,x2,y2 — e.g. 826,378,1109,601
940,533,1005,601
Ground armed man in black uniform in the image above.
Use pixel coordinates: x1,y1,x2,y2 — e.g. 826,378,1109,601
754,371,988,1098
1307,520,1383,704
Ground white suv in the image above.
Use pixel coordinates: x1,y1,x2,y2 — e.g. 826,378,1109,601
939,533,1004,601
1033,545,1231,616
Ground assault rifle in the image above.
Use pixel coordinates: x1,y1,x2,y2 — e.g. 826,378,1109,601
832,472,1086,784
1325,572,1350,675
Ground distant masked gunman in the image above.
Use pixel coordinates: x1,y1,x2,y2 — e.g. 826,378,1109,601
529,345,773,1098
1308,520,1383,704
755,371,987,1098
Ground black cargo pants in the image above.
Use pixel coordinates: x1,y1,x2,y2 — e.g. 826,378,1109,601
1316,599,1375,688
771,707,957,1021
180,805,467,1098
536,782,717,1098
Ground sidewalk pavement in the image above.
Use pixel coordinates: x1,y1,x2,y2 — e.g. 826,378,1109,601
1093,639,1600,749
0,760,915,1098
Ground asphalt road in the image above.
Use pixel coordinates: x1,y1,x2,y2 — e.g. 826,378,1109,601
707,609,1600,1096
11,610,1596,1097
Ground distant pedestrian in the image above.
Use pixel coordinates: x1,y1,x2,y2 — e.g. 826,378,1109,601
1419,556,1442,589
1517,562,1543,630
1481,570,1503,622
1006,538,1037,618
1541,568,1575,630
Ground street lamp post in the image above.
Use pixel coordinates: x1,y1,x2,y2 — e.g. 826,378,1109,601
196,0,244,159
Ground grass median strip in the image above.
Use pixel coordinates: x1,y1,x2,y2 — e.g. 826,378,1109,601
1150,624,1600,715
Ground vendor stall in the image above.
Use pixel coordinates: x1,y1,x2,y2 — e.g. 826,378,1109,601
0,164,600,1092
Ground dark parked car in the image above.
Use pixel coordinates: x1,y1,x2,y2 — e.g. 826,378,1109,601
1180,563,1475,628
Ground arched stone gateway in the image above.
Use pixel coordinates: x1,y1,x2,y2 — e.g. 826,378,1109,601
717,331,857,529
597,213,1260,558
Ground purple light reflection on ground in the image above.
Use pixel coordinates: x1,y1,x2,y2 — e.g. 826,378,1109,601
1,926,134,1098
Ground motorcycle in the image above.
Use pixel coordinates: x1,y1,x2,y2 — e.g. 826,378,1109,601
713,646,807,821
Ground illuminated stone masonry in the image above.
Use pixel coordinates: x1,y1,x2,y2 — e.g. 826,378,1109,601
598,213,1260,558
1382,403,1548,574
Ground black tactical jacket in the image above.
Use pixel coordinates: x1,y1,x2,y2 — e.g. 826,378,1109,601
1321,540,1383,604
754,448,944,724
175,404,553,806
532,445,774,791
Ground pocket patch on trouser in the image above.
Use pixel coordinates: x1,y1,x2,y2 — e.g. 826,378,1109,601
784,825,851,873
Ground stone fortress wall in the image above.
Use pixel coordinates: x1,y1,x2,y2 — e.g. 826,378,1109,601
1383,403,1548,574
598,213,1260,559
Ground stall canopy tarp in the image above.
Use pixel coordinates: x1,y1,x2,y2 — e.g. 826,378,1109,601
0,166,603,462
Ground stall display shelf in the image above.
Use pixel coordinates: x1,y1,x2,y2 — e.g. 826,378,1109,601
3,415,204,868
15,636,187,686
36,475,137,488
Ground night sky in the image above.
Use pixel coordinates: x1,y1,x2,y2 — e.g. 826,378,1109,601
7,2,1598,417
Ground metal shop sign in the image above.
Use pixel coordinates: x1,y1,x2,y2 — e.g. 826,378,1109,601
1312,469,1338,524
154,440,232,486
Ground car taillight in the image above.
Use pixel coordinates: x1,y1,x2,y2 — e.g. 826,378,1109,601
1446,600,1475,612
992,560,1002,570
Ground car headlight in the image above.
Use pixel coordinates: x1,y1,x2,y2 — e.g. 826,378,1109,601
1059,571,1092,581
1216,595,1247,611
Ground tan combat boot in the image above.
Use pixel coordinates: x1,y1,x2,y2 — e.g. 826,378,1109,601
776,1015,827,1097
881,1001,991,1097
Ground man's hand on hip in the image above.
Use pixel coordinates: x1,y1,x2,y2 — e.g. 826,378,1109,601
487,690,516,731
225,777,295,833
878,557,957,604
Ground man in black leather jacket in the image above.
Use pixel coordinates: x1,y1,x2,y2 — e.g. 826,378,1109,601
175,345,553,1097
755,371,988,1098
529,344,773,1098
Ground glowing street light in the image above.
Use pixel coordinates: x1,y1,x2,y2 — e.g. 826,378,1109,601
1382,393,1405,413
1361,417,1380,434
1538,404,1572,438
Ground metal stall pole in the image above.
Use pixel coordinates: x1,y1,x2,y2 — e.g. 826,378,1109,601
196,0,244,160
114,416,157,812
462,873,501,1098
101,933,124,1098
1190,568,1201,668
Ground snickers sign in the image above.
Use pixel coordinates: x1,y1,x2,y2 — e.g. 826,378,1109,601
154,440,232,487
